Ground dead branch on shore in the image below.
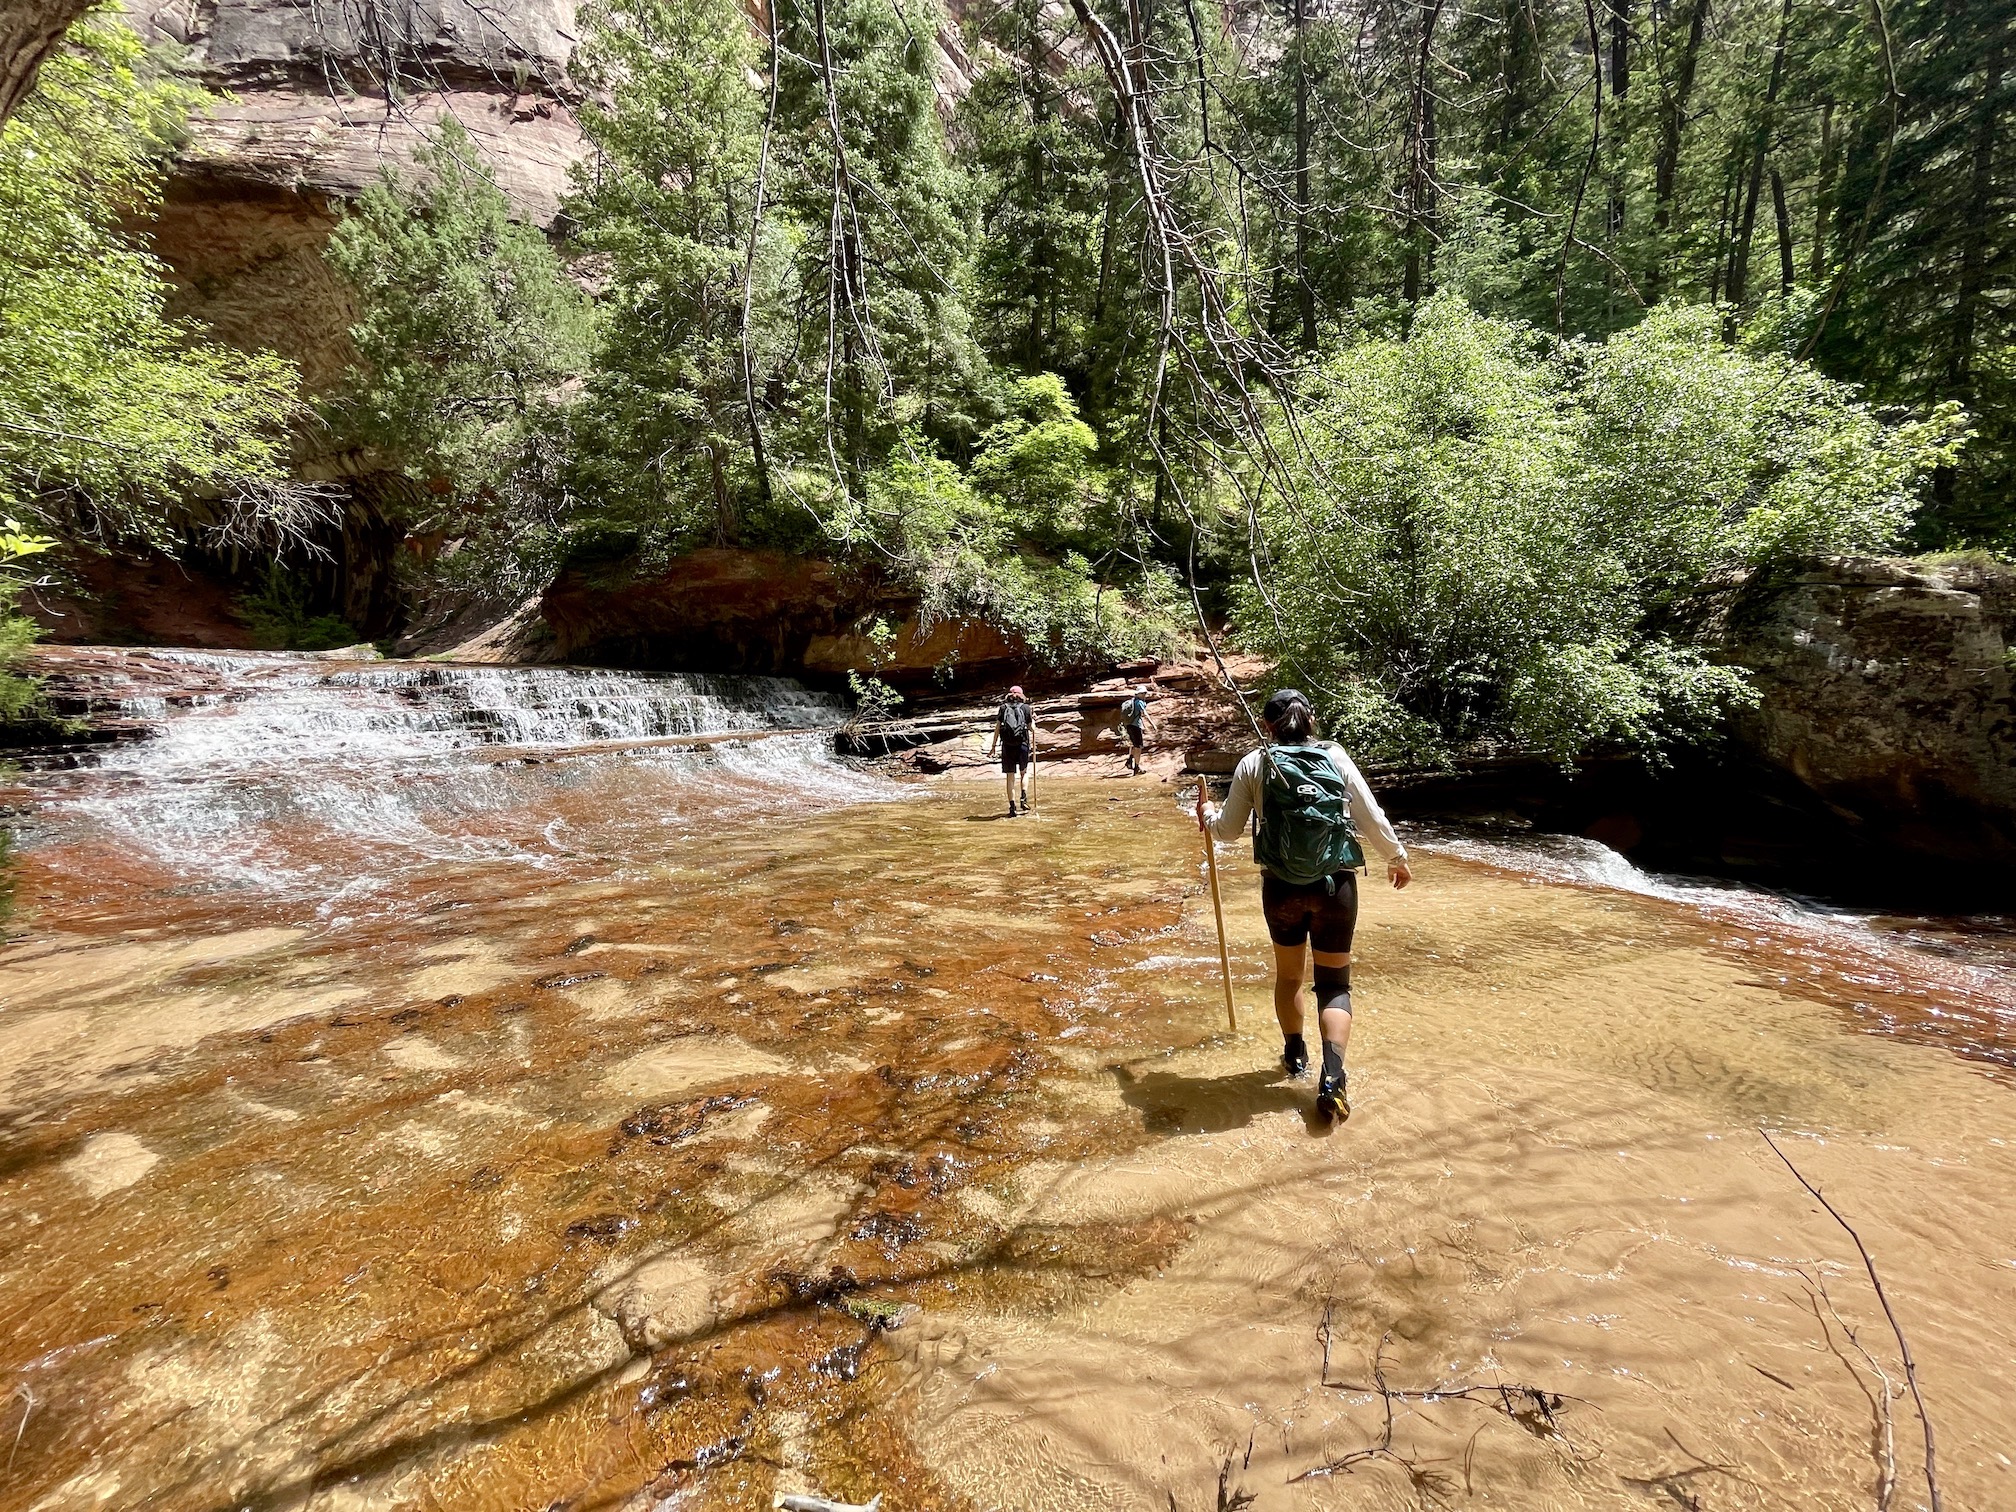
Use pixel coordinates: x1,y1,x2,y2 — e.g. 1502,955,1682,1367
1761,1129,1940,1512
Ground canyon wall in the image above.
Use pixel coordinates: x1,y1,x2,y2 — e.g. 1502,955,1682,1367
123,0,590,402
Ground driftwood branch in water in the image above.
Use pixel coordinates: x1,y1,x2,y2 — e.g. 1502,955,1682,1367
1761,1129,1940,1511
1292,1319,1584,1489
775,1494,881,1512
1797,1269,1899,1508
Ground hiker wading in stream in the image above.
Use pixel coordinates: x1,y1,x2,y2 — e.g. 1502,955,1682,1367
1120,684,1152,776
1199,688,1410,1121
985,685,1036,816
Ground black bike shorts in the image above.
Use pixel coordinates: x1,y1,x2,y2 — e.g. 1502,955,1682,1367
1123,723,1144,748
1260,868,1359,953
1000,736,1032,771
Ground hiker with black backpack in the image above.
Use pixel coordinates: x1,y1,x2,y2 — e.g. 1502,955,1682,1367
1198,688,1410,1121
985,685,1036,816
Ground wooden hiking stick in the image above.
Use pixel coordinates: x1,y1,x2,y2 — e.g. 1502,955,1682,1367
1196,782,1238,1032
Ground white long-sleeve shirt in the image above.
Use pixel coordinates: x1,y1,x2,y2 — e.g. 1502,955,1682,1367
1205,742,1407,865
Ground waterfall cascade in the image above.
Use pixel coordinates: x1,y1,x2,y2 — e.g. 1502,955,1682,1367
14,649,896,922
76,650,850,775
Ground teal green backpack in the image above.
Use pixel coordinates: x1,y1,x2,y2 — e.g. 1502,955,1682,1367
1252,744,1364,885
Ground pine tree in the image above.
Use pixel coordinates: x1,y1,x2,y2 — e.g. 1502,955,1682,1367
1819,0,2016,543
773,0,990,493
328,119,593,529
566,0,773,547
955,0,1106,382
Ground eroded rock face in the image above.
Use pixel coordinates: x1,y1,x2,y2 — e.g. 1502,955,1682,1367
122,0,588,396
128,0,584,218
539,545,1078,688
1726,556,2016,868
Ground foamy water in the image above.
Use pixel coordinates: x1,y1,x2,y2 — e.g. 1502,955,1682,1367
16,656,902,924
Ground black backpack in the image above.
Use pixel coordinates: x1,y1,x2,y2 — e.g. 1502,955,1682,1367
1121,696,1147,726
999,700,1032,738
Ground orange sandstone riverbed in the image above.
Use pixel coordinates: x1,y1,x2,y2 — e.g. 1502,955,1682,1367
3,758,2015,1511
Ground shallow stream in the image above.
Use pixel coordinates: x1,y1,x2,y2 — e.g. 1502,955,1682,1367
2,654,2013,1511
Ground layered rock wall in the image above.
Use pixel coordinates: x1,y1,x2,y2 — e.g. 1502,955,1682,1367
1723,556,2016,869
534,545,1080,689
125,0,588,401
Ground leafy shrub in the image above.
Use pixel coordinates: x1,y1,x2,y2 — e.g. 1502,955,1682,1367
234,569,360,652
0,14,305,549
1243,295,1963,764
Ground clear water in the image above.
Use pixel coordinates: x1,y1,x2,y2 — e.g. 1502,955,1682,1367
3,655,2013,1512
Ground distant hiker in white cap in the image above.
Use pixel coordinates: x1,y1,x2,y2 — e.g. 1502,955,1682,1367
1119,684,1152,775
986,685,1035,816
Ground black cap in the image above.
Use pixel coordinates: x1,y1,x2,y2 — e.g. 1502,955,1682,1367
1261,687,1310,723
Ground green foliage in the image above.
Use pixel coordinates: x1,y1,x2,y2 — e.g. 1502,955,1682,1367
772,0,993,475
566,0,771,551
1584,303,1970,592
0,13,304,549
326,118,594,579
1243,295,1956,763
953,0,1107,379
1817,0,2016,545
233,567,360,651
845,671,903,724
821,430,1178,671
968,375,1101,546
0,522,58,729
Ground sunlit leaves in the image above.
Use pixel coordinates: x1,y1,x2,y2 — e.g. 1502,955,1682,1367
1243,294,1951,763
0,13,303,548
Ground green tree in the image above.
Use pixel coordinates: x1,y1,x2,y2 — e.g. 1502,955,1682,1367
0,12,305,550
566,0,774,551
954,0,1106,379
969,373,1100,549
326,117,594,569
1817,0,2016,545
1241,295,1962,764
773,0,992,489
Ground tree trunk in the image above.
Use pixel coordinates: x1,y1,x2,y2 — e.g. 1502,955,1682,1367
1092,99,1123,328
1809,99,1835,283
1948,28,2007,390
1401,0,1444,306
1023,3,1050,371
1725,0,1793,316
1606,0,1631,237
1707,162,1735,304
1770,165,1795,293
1293,0,1315,348
1647,0,1709,298
708,442,738,546
1608,0,1630,96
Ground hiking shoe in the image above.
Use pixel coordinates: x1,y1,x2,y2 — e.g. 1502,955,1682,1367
1006,804,1018,817
1315,1072,1349,1122
1282,1035,1308,1078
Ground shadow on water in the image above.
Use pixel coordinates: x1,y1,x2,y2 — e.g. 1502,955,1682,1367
1112,1063,1335,1137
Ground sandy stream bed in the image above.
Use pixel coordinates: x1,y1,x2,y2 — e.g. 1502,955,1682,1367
1,776,2012,1511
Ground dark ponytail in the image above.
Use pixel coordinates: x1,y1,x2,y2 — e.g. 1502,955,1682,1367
1261,687,1315,743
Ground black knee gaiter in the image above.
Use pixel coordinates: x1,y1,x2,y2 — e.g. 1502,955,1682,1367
1313,963,1352,1018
